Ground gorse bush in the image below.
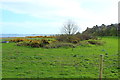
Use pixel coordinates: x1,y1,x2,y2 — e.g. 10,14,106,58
16,39,49,48
10,38,30,42
26,36,43,38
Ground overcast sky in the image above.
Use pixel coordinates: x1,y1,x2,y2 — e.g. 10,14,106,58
0,0,119,34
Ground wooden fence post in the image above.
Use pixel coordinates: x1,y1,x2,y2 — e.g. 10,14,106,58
99,54,103,80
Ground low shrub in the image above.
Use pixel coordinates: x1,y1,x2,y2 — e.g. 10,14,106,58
56,34,98,44
56,35,67,42
41,39,49,44
16,41,30,46
78,39,105,47
39,39,49,47
78,34,95,41
87,40,105,45
30,40,41,47
44,42,76,48
79,41,91,47
56,35,80,44
70,38,80,44
75,33,98,41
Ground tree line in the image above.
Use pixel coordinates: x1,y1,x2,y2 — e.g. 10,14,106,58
82,23,120,36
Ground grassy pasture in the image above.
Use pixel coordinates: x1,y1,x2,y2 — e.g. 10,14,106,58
1,37,119,78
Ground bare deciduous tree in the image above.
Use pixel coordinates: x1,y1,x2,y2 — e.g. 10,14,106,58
62,20,78,35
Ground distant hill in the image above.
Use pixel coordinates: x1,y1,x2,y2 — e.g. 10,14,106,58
82,23,120,36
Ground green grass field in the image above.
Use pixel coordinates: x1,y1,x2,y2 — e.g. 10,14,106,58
2,37,119,78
